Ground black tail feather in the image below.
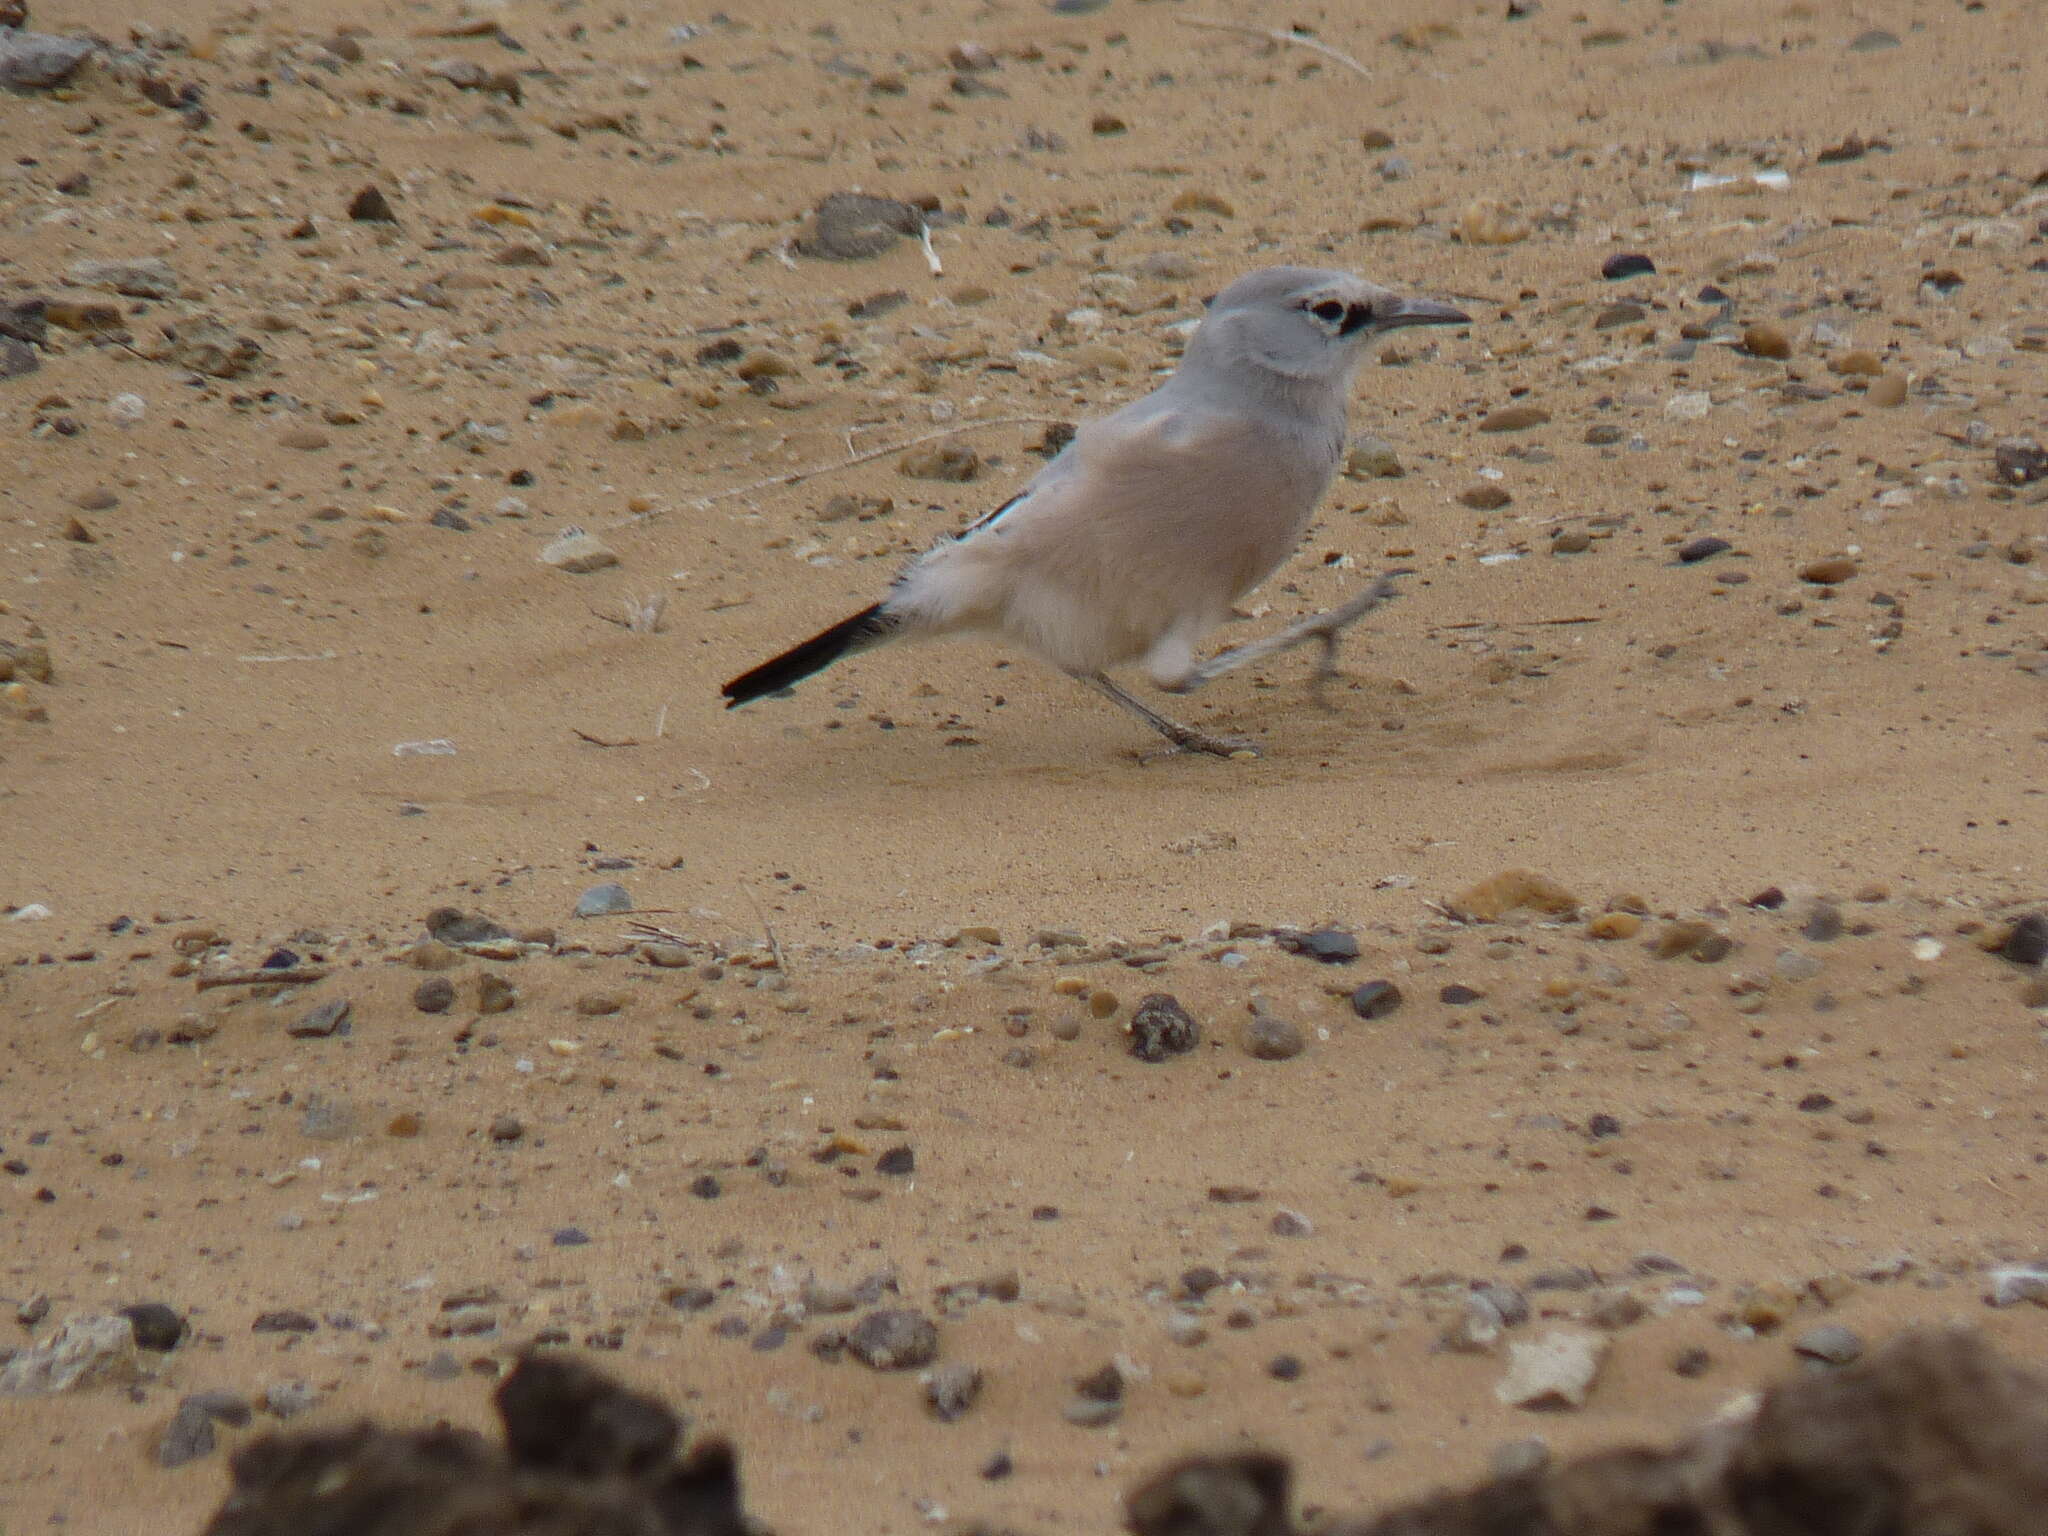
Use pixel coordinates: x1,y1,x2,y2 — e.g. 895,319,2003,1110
721,604,896,708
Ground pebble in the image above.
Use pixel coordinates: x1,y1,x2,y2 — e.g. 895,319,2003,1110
1061,1396,1122,1427
1286,927,1360,963
1584,423,1626,446
1793,1325,1864,1366
1350,980,1403,1020
1986,1266,2048,1307
1088,990,1120,1020
298,1094,356,1140
574,882,633,918
1593,304,1645,331
412,977,455,1014
1600,253,1655,280
1169,190,1234,219
877,1146,916,1176
1665,391,1713,420
1494,1328,1607,1410
488,1114,524,1143
1774,949,1823,982
539,528,619,574
1799,557,1858,585
575,992,622,1017
263,1380,316,1418
68,257,176,300
847,1309,939,1370
898,444,981,482
1459,485,1512,510
923,1361,983,1421
1458,200,1529,246
158,1397,221,1467
1478,405,1551,433
1741,323,1792,360
347,185,397,223
1242,1016,1304,1061
1678,536,1732,564
1344,436,1404,478
1551,530,1592,555
1128,993,1199,1062
279,426,330,451
1866,373,1906,408
801,192,923,260
118,1302,185,1351
476,974,518,1014
0,1315,144,1395
0,28,96,87
2000,914,2048,968
286,998,351,1038
1831,350,1884,377
1586,912,1640,940
1802,902,1844,942
107,392,147,427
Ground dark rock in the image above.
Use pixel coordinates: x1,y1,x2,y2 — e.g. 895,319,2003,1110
0,336,36,379
251,1310,317,1334
412,977,455,1014
1350,980,1403,1019
160,1396,220,1467
1439,983,1483,1005
1128,993,1199,1062
798,192,923,260
1678,536,1732,564
487,1114,523,1143
347,184,397,223
0,28,95,88
1586,1113,1623,1140
1802,901,1844,942
1601,252,1655,280
552,1227,590,1247
1126,1451,1292,1536
1278,927,1359,963
875,1145,915,1176
1074,1362,1124,1402
120,1302,186,1351
1994,443,2047,487
285,999,351,1038
847,1309,938,1370
2001,913,2048,968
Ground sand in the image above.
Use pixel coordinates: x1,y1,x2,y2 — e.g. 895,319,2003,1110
3,0,2046,1528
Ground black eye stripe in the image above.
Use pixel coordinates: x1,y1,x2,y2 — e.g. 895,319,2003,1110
1340,302,1372,334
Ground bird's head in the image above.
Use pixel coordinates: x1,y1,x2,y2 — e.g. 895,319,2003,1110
1190,266,1469,385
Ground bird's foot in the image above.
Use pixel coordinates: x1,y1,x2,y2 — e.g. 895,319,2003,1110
1138,727,1260,763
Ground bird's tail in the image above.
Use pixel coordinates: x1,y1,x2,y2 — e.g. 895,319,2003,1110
721,604,901,708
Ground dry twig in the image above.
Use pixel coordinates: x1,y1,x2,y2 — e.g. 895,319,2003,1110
680,416,1065,511
195,968,330,991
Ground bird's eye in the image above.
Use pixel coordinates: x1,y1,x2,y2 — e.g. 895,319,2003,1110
1309,300,1346,324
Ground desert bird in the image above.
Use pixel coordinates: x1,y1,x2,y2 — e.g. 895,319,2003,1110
722,266,1466,756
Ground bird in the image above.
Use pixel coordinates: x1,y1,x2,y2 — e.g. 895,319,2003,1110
721,265,1468,757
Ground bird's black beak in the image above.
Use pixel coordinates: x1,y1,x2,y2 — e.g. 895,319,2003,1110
1379,295,1470,331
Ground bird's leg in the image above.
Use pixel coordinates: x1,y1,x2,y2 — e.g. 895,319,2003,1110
1171,569,1412,709
1077,673,1257,761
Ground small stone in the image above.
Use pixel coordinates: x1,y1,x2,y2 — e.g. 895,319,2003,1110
1242,1016,1304,1061
1792,1325,1863,1366
1586,912,1640,940
0,1315,143,1396
1062,1396,1122,1427
298,1094,356,1140
1986,1266,2048,1307
347,185,397,223
412,977,455,1014
1290,928,1360,963
1600,253,1655,280
1551,529,1593,555
68,257,176,300
159,1398,220,1467
800,192,922,261
1350,980,1403,1020
1846,28,1899,51
1270,1208,1313,1238
263,1380,316,1418
1495,1328,1607,1409
552,1226,590,1247
2001,914,2048,967
386,1112,422,1138
0,28,96,88
1665,391,1713,420
1593,304,1645,332
1678,536,1732,564
847,1309,939,1370
574,882,633,918
1074,1362,1124,1402
488,1114,524,1143
1090,112,1127,135
1439,983,1484,1005
1584,423,1626,445
1459,485,1512,510
278,426,329,451
539,528,618,574
0,336,36,379
1741,323,1792,360
1866,373,1906,408
575,992,622,1017
1801,902,1844,942
876,1145,915,1176
1128,993,1199,1062
1831,350,1884,377
1478,405,1551,433
1799,557,1857,585
286,998,351,1039
1671,1346,1712,1378
1775,949,1823,982
1993,443,2048,486
250,1310,317,1335
118,1303,185,1352
1344,436,1403,478
923,1361,983,1421
1088,990,1121,1020
898,444,980,482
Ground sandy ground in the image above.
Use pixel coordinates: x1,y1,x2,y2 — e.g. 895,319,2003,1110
3,0,2047,1528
